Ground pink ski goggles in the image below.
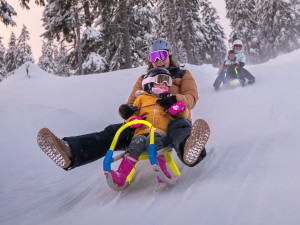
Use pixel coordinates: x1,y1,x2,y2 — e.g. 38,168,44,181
142,74,172,87
149,50,169,63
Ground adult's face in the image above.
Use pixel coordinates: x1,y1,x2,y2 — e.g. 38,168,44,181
152,56,170,69
233,45,242,51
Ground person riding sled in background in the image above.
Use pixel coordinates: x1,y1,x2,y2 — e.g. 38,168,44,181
111,68,189,187
37,39,210,176
213,39,255,90
213,50,242,90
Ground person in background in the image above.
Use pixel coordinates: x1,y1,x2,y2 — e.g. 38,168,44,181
214,40,255,90
231,40,255,84
213,50,245,90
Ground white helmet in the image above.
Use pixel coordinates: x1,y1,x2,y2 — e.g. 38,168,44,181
233,39,243,47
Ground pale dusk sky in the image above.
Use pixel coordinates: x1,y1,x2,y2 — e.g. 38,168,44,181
0,0,231,62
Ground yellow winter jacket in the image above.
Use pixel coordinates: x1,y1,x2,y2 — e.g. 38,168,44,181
119,68,198,121
126,92,189,139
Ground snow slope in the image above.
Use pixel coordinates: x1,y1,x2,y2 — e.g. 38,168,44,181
1,49,300,225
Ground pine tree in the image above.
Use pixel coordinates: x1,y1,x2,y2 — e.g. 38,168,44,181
0,37,7,81
256,0,300,59
6,32,17,73
178,0,202,65
0,0,17,26
81,27,107,74
199,0,227,67
1,0,45,26
41,0,104,75
14,25,35,68
96,0,156,71
38,39,57,73
42,0,83,74
129,0,156,67
55,42,70,76
152,0,181,61
152,0,208,65
226,0,260,64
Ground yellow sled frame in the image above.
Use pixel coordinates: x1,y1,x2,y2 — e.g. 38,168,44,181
224,67,240,86
103,120,180,190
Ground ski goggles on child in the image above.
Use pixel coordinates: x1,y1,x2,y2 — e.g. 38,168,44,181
142,74,172,87
149,50,169,63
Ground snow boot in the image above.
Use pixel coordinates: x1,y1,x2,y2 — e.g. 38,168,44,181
183,119,210,165
111,155,137,187
37,128,74,169
239,78,246,86
156,155,172,183
248,79,255,84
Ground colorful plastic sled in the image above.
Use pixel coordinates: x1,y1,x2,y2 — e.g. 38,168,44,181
223,67,241,86
103,120,181,191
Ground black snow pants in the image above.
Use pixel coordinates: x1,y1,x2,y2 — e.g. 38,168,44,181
237,68,255,84
64,119,206,170
213,68,247,89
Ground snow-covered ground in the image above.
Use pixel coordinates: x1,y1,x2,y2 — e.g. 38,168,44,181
1,49,300,225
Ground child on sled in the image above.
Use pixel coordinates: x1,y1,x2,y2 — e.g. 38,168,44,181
213,50,243,90
111,68,189,187
213,40,255,90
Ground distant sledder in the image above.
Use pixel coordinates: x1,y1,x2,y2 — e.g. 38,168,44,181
213,40,255,91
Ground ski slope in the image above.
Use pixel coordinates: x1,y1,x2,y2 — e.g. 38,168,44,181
1,49,300,225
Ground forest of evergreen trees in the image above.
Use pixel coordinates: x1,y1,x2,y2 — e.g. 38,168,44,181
0,0,299,80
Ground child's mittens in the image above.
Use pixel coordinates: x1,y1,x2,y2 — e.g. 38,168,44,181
168,102,185,116
129,116,144,128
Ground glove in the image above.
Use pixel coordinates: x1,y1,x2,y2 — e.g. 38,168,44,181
121,105,138,119
156,95,177,111
168,102,185,115
238,62,245,68
129,116,144,128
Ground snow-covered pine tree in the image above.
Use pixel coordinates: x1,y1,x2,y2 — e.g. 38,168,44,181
6,32,17,73
0,37,7,81
95,0,156,71
256,0,300,59
293,0,300,45
199,0,226,67
81,27,107,74
129,0,156,67
152,0,209,65
0,0,16,26
226,0,260,64
38,39,57,74
152,0,183,62
41,0,85,75
14,25,35,68
178,0,202,65
55,42,70,76
1,0,45,26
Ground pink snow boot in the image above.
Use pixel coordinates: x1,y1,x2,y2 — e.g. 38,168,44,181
111,155,137,187
156,155,172,183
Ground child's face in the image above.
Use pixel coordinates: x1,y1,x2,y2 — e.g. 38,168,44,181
228,53,235,60
153,82,169,91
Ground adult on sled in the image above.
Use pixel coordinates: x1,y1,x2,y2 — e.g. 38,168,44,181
37,39,210,172
111,68,189,187
213,40,255,90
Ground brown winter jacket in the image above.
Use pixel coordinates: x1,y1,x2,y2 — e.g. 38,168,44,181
119,68,198,121
126,92,189,139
